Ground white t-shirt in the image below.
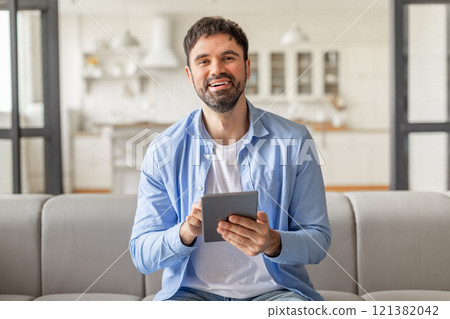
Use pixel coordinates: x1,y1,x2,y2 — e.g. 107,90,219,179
182,126,279,298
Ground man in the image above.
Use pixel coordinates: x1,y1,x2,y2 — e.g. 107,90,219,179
129,16,331,301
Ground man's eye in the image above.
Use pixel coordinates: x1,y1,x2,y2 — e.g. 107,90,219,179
198,60,208,65
224,56,234,61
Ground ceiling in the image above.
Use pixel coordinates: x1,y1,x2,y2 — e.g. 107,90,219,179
60,0,389,16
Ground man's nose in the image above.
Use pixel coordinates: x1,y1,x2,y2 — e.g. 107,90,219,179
210,59,225,76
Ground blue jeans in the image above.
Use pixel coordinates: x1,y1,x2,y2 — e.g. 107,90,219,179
165,287,309,301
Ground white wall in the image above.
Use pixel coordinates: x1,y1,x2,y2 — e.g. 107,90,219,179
59,15,84,192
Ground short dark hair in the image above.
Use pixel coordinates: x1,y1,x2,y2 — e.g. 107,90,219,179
183,16,249,67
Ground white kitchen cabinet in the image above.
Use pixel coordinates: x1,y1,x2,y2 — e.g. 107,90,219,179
271,53,286,95
73,123,171,194
108,124,152,194
311,130,390,187
73,132,112,191
246,53,259,95
324,51,339,95
297,53,313,94
246,48,340,101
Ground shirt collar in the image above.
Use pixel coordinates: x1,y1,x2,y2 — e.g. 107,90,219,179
185,99,270,141
246,99,270,139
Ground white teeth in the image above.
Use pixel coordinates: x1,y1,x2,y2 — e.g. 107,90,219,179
210,82,229,87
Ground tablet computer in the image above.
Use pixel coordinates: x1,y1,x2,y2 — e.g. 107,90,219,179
201,191,258,242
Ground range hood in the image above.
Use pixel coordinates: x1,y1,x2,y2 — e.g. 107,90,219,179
142,16,178,69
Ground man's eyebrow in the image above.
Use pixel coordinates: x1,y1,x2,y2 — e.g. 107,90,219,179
194,54,209,62
193,50,240,63
222,50,240,57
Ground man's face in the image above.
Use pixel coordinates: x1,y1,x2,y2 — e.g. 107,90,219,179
185,33,250,113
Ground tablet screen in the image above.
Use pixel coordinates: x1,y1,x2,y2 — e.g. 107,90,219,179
201,191,258,242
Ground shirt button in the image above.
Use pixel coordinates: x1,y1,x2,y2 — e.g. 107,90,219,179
197,185,203,191
204,154,211,160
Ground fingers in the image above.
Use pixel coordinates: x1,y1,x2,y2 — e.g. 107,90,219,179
226,211,268,235
190,201,202,221
256,211,269,224
217,211,271,256
222,235,261,256
191,200,202,211
185,214,201,228
218,225,268,256
179,201,203,246
218,220,258,242
187,201,203,228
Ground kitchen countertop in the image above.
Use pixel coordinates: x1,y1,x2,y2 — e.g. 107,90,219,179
93,121,174,128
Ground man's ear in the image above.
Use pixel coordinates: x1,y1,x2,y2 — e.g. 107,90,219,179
246,59,251,80
185,66,194,86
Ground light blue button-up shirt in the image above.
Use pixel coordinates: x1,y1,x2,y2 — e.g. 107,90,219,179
129,100,331,301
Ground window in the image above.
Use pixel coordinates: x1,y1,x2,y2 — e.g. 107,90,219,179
392,0,450,190
0,0,62,194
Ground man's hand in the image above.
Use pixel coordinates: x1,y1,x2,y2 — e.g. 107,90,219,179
217,211,281,257
180,201,202,246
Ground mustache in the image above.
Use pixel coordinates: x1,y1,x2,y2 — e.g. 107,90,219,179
205,73,235,86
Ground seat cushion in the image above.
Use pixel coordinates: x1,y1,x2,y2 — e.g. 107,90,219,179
319,290,364,301
41,194,144,297
306,193,358,294
346,191,450,295
0,194,51,297
34,293,142,301
0,294,35,301
362,290,450,301
142,294,156,301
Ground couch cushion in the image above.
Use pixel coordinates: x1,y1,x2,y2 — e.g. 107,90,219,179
306,193,358,294
0,194,51,297
346,191,450,295
145,269,163,296
0,294,35,301
34,293,142,301
362,290,450,301
142,294,156,301
41,194,144,297
319,290,364,301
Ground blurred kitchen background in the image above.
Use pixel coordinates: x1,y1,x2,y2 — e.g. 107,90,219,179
0,0,448,194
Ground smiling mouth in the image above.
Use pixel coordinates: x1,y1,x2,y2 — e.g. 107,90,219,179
208,81,231,89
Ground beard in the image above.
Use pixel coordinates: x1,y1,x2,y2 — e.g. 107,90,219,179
193,68,247,114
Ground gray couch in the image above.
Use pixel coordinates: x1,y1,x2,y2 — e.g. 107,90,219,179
1,192,450,301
